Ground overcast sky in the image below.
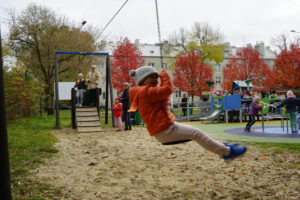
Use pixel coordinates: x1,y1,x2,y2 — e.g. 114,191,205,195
1,0,300,48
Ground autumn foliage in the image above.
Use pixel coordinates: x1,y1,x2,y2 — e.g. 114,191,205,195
223,47,271,92
266,44,300,90
111,39,144,93
173,51,213,97
4,67,42,120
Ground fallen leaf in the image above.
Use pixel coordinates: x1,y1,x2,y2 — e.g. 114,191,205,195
262,155,267,161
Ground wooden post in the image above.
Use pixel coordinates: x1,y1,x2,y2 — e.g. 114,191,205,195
54,54,60,129
71,88,76,129
0,28,12,199
107,56,115,127
105,56,109,124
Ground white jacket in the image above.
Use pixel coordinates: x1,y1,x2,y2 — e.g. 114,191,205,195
86,70,100,89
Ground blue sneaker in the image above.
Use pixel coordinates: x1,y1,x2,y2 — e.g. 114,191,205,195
224,142,239,148
223,145,247,160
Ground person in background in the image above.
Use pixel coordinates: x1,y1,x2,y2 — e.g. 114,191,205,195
86,65,100,106
297,104,300,132
234,89,240,95
181,94,188,116
243,90,252,113
276,90,300,134
269,91,277,113
112,97,122,131
120,82,132,130
169,94,174,113
74,73,86,107
245,96,263,133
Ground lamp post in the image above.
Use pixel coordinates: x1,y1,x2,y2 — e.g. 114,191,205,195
206,80,215,102
78,21,87,63
245,78,252,92
206,80,215,95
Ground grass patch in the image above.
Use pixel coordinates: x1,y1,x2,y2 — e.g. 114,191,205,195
245,142,300,153
7,111,72,199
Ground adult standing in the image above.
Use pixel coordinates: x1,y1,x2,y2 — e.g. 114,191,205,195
121,82,131,130
276,90,300,133
297,104,300,131
86,65,100,106
181,94,188,116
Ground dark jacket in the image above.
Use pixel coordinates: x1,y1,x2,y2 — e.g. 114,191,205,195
248,102,262,116
181,97,187,110
75,79,86,89
276,97,300,113
121,88,130,111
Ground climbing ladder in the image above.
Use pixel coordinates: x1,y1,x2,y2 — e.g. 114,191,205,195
76,107,102,133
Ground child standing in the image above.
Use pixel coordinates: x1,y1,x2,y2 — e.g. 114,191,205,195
245,96,263,133
112,97,122,131
128,66,246,160
74,73,86,107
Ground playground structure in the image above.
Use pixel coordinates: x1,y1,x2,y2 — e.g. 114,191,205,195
175,88,293,133
176,79,255,123
176,93,244,123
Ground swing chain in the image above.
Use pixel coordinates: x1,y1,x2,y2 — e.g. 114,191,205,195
155,0,164,68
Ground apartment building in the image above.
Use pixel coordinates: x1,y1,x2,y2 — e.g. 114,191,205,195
97,40,276,105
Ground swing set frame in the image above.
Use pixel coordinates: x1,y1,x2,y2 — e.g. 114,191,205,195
54,51,115,129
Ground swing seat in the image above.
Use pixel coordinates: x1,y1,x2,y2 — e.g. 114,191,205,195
162,139,191,145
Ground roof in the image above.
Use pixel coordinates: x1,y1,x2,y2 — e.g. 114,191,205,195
233,80,254,88
139,44,161,57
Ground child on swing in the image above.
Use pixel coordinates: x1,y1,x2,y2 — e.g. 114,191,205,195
128,66,246,160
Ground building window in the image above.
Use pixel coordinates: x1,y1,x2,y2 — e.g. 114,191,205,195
215,64,220,72
148,63,155,67
216,77,221,84
102,92,105,99
162,63,167,69
176,91,181,98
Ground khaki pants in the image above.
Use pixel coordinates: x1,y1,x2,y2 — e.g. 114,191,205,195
155,122,229,156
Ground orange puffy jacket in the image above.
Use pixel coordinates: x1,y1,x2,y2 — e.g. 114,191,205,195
129,72,175,136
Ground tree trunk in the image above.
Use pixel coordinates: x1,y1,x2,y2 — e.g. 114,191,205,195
44,78,54,110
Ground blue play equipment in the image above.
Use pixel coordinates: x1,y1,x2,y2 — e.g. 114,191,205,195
205,94,242,123
210,94,241,111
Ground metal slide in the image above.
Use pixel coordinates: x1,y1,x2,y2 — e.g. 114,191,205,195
176,110,223,122
198,110,223,121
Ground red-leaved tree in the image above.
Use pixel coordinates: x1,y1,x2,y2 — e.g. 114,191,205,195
266,44,300,90
111,39,145,93
223,47,271,92
173,51,213,101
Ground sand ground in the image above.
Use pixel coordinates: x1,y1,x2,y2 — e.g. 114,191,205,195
34,127,300,200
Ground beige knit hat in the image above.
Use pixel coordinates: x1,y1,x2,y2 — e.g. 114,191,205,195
129,66,158,86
